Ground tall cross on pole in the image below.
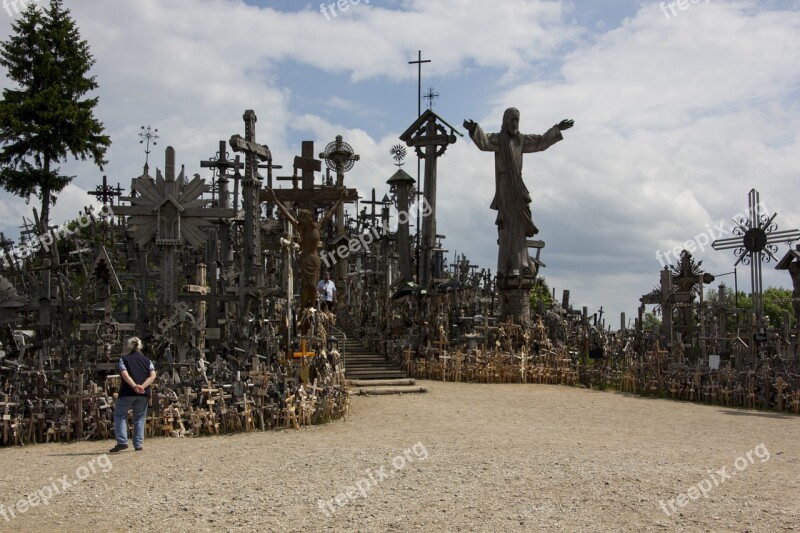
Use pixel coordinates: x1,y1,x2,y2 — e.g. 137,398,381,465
408,51,431,275
229,110,271,312
408,50,431,118
712,189,800,317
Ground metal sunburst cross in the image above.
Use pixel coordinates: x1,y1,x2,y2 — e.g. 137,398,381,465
320,135,359,188
390,144,407,167
712,189,800,316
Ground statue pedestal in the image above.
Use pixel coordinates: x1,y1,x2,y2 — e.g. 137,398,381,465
497,275,535,325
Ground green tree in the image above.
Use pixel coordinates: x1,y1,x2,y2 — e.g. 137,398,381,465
530,276,553,311
705,285,795,329
763,287,794,329
705,285,752,331
642,312,661,332
0,0,110,230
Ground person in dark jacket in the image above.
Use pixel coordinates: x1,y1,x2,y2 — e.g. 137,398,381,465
110,337,156,452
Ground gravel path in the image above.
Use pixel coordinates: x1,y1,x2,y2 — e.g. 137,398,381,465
1,382,798,532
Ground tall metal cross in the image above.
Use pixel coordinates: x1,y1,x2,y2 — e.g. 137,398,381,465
408,50,431,118
87,175,124,206
712,189,800,316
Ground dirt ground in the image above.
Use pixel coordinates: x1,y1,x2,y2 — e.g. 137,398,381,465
0,382,798,532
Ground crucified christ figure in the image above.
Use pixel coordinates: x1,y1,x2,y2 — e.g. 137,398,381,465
269,189,343,309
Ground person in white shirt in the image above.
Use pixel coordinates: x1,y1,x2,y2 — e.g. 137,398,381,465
316,271,337,312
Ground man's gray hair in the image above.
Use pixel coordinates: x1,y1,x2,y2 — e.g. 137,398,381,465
126,336,143,352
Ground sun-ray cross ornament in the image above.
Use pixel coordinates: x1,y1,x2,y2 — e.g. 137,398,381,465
712,189,800,316
115,146,235,312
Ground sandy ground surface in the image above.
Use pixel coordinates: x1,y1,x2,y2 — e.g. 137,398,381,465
0,382,798,532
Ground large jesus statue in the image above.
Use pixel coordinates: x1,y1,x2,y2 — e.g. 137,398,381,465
464,108,573,278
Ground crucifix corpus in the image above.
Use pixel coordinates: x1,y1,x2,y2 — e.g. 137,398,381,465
463,108,573,322
268,188,344,312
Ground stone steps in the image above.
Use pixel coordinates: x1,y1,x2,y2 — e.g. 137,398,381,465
343,340,408,381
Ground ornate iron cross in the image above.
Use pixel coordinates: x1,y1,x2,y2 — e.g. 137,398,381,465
712,189,800,316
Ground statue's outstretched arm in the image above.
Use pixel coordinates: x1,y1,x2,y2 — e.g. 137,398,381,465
320,198,344,226
267,188,298,227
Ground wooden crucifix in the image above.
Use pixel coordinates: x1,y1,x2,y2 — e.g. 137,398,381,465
263,141,359,279
268,187,344,312
320,136,360,280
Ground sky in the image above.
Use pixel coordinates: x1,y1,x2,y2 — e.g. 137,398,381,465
0,0,799,325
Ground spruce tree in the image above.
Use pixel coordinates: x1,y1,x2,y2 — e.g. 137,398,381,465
0,0,111,230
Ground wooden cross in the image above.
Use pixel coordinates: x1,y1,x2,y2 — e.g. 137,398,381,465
399,109,461,288
229,110,271,299
292,338,315,359
433,336,448,356
403,347,415,373
115,146,235,311
438,351,451,380
265,142,359,208
265,141,360,287
275,151,321,195
1,395,16,445
361,188,383,229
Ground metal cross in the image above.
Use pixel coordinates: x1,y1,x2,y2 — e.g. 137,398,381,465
423,86,439,109
87,175,124,206
408,50,431,118
712,189,800,316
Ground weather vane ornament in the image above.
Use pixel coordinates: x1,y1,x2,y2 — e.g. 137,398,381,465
139,125,159,167
390,144,407,167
